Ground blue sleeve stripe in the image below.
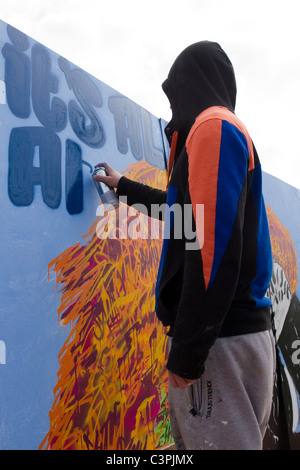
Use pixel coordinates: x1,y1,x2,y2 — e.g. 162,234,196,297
249,165,273,307
209,120,248,288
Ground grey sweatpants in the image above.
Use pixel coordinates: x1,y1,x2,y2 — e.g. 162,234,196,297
168,330,276,450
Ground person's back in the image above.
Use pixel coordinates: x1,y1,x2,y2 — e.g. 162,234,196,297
94,41,276,449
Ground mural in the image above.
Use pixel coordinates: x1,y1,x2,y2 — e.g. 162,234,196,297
1,20,300,450
263,176,300,450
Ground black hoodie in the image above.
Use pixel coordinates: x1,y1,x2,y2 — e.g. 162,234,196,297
117,41,273,379
162,41,236,148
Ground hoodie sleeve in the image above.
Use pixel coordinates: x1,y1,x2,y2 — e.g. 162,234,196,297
166,117,251,379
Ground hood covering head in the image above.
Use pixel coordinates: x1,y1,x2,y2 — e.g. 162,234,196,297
162,41,237,145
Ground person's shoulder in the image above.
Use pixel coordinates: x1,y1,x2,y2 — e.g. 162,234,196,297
187,106,254,170
187,106,227,149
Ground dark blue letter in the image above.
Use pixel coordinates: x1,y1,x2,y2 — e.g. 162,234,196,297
2,25,31,118
139,107,165,170
31,44,67,132
59,57,105,148
65,139,83,215
8,127,61,208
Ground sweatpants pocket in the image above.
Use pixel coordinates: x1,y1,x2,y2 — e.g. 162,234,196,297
190,378,203,416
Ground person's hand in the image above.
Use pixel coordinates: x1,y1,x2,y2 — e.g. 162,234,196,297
93,162,122,189
168,370,195,389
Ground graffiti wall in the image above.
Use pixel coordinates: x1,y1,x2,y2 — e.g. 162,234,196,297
0,20,170,450
0,20,300,450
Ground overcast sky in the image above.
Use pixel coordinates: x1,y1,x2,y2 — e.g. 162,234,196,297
2,0,300,189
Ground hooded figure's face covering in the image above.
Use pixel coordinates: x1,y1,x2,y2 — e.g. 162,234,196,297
162,41,237,148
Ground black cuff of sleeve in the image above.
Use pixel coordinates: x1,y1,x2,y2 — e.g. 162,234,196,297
116,176,130,196
167,342,205,380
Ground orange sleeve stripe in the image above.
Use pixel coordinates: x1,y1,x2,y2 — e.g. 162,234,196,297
187,118,223,290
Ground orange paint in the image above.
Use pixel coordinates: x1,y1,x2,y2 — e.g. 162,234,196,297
266,205,298,295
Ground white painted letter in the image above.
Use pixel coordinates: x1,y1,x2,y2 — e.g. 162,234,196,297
0,341,6,364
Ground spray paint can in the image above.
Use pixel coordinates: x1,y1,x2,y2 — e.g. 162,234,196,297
92,166,119,210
